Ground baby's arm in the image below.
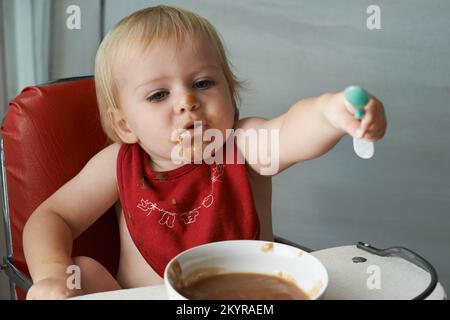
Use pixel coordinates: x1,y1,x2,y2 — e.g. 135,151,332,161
237,92,386,175
23,143,121,299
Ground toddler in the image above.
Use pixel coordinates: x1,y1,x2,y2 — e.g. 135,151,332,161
23,5,386,299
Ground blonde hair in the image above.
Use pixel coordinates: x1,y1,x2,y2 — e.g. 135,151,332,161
95,5,245,143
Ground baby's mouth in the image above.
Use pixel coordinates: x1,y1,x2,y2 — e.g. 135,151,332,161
170,119,209,163
171,120,206,143
185,120,205,131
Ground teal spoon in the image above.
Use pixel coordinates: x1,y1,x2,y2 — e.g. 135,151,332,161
344,86,375,159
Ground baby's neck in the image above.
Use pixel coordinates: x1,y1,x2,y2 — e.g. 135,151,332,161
149,157,185,172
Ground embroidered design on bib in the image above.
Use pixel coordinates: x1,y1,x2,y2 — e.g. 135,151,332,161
136,164,225,228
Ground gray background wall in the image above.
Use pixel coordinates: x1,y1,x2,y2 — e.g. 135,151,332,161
1,0,449,298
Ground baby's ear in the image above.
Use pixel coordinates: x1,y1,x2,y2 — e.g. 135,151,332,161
107,108,138,144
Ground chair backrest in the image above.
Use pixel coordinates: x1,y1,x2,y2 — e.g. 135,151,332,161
1,77,119,299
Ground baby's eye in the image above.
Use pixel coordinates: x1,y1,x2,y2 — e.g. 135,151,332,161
147,91,169,102
193,79,214,90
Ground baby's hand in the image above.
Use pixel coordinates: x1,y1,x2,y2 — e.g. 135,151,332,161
26,276,84,300
323,90,387,141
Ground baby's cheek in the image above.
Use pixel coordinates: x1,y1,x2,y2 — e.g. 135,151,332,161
221,106,236,127
139,126,170,147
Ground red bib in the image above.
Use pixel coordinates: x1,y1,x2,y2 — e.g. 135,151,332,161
116,141,260,276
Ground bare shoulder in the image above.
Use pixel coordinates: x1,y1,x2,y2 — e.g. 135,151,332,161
68,142,121,189
235,116,284,176
88,142,121,170
42,143,122,238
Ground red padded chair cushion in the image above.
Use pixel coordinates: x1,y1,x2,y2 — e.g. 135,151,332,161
1,78,120,298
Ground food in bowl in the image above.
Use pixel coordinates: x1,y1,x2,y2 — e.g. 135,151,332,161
176,271,310,300
164,240,328,300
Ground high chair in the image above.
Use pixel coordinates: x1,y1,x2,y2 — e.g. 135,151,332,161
0,76,307,300
0,77,120,299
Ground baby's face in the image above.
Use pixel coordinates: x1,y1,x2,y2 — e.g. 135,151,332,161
114,34,235,169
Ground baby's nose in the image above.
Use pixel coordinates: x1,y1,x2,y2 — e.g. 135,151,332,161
175,94,199,113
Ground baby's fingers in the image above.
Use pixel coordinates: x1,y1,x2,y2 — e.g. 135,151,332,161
360,103,376,130
360,97,380,125
360,115,387,140
362,123,387,141
361,98,385,135
341,112,365,138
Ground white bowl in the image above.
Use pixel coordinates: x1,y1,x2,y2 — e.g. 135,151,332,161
164,240,328,300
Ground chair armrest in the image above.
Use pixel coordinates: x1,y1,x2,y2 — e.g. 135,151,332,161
273,235,313,252
2,256,32,293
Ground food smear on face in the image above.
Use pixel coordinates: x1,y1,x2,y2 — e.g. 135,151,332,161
177,272,310,300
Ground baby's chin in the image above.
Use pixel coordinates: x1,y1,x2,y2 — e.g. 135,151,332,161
162,124,235,164
175,139,230,164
